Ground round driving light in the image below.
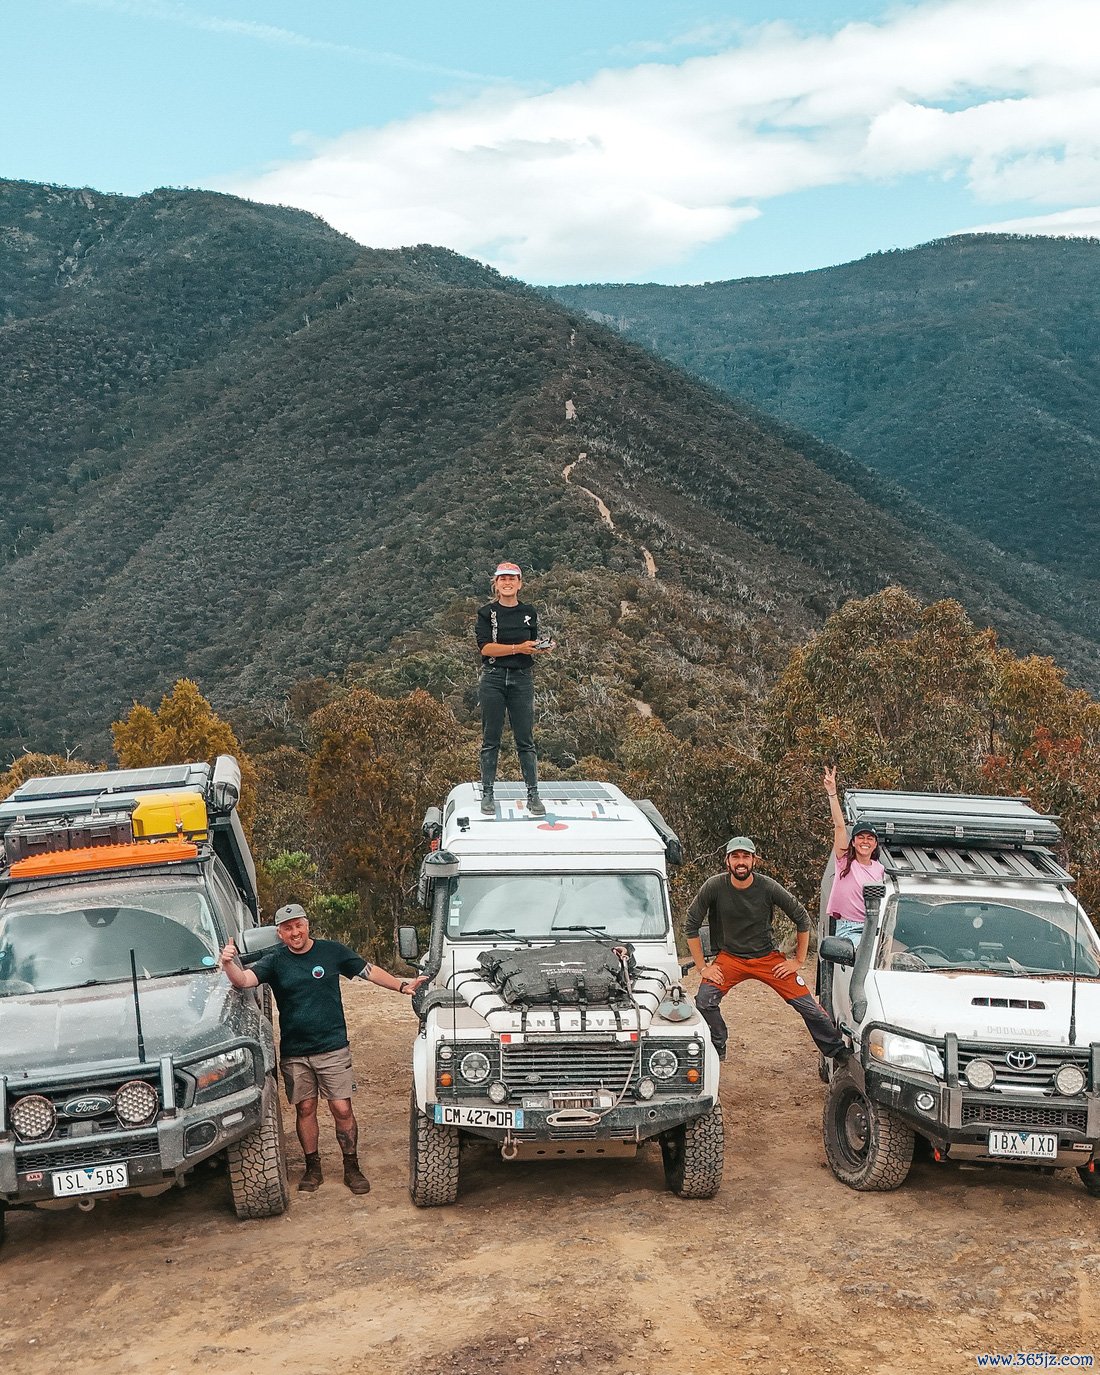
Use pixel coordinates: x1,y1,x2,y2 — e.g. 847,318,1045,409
648,1049,678,1080
964,1058,996,1091
11,1093,57,1142
916,1091,936,1112
115,1078,159,1126
687,1042,701,1057
488,1081,508,1104
460,1051,491,1084
437,1045,454,1061
686,1068,700,1084
637,1078,656,1100
1055,1063,1087,1096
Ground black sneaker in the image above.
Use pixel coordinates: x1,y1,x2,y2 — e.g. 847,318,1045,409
527,792,546,817
480,789,495,817
832,1046,852,1070
714,1045,727,1062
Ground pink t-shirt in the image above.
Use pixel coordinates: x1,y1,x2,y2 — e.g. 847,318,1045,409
827,856,885,924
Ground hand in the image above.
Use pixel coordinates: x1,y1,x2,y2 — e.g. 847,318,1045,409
823,764,838,798
516,639,537,655
699,962,723,986
401,975,429,995
773,956,801,979
532,638,556,653
220,939,238,965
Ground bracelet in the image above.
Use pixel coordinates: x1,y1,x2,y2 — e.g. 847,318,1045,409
399,980,409,994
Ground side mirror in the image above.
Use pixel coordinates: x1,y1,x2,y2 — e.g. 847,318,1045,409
819,935,856,967
239,924,280,962
397,927,420,963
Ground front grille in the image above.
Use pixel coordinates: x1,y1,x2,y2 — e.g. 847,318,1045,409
6,1071,166,1140
17,1132,160,1173
957,1043,1090,1092
502,1040,639,1091
961,1102,1088,1133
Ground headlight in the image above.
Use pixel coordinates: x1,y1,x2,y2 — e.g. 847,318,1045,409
648,1049,679,1080
868,1030,944,1078
1055,1063,1087,1096
460,1051,491,1084
488,1082,508,1104
11,1094,56,1142
192,1048,253,1101
964,1058,996,1091
115,1079,159,1126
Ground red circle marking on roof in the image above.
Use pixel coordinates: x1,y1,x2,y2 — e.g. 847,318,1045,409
538,821,569,831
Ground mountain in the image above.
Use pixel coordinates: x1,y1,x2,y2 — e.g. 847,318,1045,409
2,180,1099,756
549,235,1100,588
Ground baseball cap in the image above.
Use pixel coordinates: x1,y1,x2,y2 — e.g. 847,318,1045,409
274,902,308,926
494,561,522,577
851,822,879,840
725,836,757,855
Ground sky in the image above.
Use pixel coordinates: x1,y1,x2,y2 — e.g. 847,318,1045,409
4,0,1100,284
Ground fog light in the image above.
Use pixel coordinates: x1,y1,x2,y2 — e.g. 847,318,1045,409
115,1078,159,1126
438,1045,453,1061
916,1091,936,1112
638,1078,655,1100
488,1081,508,1104
964,1058,995,1091
11,1094,56,1142
1055,1063,1087,1096
184,1121,218,1154
687,1042,701,1056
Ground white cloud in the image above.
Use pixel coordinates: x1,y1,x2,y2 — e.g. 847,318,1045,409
224,0,1100,281
956,205,1100,237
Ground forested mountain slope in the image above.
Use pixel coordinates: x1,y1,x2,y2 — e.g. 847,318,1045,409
2,181,1098,754
550,236,1100,586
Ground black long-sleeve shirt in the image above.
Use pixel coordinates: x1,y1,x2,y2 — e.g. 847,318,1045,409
475,600,539,671
685,873,810,959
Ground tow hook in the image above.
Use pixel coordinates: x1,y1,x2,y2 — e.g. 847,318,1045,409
501,1133,518,1161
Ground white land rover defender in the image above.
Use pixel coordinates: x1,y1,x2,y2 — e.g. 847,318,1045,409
399,782,723,1205
816,790,1100,1193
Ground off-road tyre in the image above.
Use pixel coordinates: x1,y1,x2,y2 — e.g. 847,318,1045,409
823,1072,914,1191
409,1088,460,1207
227,1079,290,1219
661,1102,724,1199
1077,1166,1100,1196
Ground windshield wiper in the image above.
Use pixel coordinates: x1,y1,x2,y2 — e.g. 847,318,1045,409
553,924,610,940
465,927,533,946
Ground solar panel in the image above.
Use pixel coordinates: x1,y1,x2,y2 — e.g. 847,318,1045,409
486,783,617,802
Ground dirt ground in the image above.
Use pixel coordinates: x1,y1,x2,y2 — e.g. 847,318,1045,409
3,973,1099,1375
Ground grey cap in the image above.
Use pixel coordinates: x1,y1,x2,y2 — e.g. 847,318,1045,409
725,836,757,855
274,902,308,926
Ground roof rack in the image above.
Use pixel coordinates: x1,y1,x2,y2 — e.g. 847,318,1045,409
881,842,1073,887
844,789,1062,849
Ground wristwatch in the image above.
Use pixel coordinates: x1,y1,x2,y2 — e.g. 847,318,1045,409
399,980,410,994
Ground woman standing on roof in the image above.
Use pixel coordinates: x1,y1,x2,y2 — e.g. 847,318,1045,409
823,765,883,942
475,561,554,819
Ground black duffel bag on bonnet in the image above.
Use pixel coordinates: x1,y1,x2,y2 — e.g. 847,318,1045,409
478,940,637,1006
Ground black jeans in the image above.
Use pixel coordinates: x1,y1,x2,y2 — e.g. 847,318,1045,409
479,664,537,790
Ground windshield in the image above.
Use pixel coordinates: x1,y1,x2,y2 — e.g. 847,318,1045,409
0,877,222,997
875,895,1100,977
446,872,668,942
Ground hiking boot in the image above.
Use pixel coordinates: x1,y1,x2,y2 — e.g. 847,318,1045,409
527,791,546,817
298,1152,323,1192
480,787,495,816
343,1155,371,1196
714,1044,727,1062
832,1045,852,1071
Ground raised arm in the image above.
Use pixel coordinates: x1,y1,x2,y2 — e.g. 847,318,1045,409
220,939,259,989
823,765,847,858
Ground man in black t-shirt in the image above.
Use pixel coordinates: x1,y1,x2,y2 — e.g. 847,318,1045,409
475,560,555,818
221,903,425,1195
685,837,847,1065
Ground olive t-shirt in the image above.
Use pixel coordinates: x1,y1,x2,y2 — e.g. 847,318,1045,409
251,939,369,1057
685,873,810,959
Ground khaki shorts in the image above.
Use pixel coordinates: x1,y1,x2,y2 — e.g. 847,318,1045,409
280,1045,356,1104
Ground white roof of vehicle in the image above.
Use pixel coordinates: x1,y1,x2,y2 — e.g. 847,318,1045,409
440,783,667,864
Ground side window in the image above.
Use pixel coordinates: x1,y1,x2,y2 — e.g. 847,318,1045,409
209,859,249,941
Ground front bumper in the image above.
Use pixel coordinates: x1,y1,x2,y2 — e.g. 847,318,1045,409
427,1093,715,1146
864,1067,1099,1166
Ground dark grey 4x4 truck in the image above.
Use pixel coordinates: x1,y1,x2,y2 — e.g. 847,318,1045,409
0,758,289,1249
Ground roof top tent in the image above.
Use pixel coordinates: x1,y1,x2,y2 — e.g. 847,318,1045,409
0,757,258,918
837,790,1071,892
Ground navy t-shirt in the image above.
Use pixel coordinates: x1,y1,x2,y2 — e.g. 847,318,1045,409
475,600,539,671
251,939,369,1057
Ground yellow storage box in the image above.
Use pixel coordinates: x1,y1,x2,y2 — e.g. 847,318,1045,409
131,791,209,841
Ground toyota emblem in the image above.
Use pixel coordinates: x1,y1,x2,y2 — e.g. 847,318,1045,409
1005,1050,1037,1072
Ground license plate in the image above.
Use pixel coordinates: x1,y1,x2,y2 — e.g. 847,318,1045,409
433,1105,524,1129
987,1130,1058,1160
51,1163,130,1197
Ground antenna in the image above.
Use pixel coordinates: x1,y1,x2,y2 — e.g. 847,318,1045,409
1069,898,1081,1047
129,947,147,1064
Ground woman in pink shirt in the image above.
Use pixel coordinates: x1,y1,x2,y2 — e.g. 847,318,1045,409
823,765,883,942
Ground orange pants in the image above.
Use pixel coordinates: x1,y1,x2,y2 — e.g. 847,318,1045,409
696,950,844,1057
